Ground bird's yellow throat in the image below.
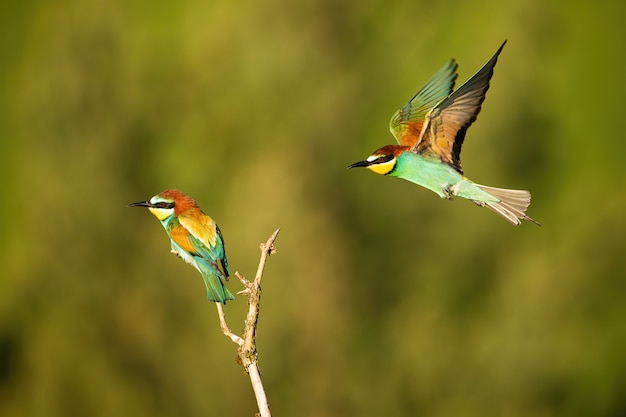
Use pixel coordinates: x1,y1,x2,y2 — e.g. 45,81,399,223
366,158,396,175
148,207,174,221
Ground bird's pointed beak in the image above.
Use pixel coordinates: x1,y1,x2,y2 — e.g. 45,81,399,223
347,160,371,169
127,200,153,208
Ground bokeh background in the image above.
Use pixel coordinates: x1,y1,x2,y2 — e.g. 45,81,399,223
1,1,625,416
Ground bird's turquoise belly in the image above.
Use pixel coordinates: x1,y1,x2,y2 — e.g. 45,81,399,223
392,152,463,198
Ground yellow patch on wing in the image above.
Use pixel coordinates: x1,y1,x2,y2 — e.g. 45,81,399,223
179,210,217,248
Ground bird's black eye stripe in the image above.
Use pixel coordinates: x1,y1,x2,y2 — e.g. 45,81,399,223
376,155,394,163
154,202,175,209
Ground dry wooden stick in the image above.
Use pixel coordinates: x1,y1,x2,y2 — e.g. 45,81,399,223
216,228,279,417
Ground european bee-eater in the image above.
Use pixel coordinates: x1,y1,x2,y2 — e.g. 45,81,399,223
349,41,538,225
129,189,235,303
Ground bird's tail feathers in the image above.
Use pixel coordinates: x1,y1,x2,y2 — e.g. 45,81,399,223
198,261,235,304
474,185,539,226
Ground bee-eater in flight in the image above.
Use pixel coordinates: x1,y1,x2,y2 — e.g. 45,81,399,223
129,189,235,303
349,41,538,225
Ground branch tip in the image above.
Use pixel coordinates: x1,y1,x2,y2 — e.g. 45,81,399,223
235,271,252,288
262,229,280,255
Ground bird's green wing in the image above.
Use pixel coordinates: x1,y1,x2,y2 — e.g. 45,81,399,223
411,41,506,174
214,225,230,276
389,59,458,147
177,212,229,278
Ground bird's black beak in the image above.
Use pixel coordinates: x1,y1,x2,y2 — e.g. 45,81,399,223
127,200,153,208
347,160,371,169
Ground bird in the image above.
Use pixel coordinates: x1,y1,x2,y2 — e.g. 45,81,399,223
348,41,538,225
128,189,235,303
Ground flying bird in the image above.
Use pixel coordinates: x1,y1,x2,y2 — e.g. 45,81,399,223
129,189,235,303
349,41,538,225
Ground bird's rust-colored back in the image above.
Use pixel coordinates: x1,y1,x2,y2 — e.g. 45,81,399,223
395,123,425,148
168,225,198,254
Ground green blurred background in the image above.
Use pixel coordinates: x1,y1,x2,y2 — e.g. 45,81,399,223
1,0,625,416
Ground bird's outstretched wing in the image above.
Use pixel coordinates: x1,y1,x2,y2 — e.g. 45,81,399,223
175,211,229,277
411,41,506,174
389,59,458,147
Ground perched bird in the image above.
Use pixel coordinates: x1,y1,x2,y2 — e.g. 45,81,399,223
129,189,235,303
349,41,538,225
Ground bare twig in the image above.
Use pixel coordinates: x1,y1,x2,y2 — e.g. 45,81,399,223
215,303,244,345
216,228,279,417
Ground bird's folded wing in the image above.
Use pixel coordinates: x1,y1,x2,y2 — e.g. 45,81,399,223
178,210,218,248
178,212,229,277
